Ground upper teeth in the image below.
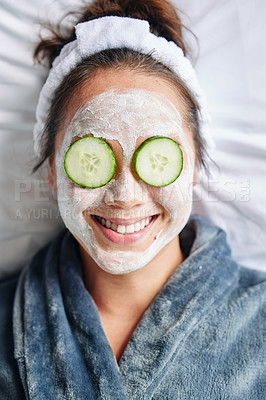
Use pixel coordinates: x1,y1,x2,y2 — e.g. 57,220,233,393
97,216,152,234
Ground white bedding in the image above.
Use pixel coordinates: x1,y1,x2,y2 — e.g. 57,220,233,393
178,0,266,270
0,0,265,278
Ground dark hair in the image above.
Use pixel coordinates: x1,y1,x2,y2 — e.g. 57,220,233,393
33,0,207,172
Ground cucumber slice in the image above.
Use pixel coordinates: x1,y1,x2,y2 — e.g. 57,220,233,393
64,137,116,188
134,137,183,187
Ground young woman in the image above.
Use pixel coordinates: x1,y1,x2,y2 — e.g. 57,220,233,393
0,1,265,399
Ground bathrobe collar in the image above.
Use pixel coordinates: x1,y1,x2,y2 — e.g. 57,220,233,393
13,216,238,399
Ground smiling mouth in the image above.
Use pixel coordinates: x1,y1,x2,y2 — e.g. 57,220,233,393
92,214,159,235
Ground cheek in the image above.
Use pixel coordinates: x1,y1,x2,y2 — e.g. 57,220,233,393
147,155,194,220
55,150,103,223
59,182,106,215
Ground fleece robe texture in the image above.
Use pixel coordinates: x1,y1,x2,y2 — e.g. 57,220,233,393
0,216,265,400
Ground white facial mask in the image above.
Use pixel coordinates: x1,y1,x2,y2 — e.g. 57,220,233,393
55,89,195,274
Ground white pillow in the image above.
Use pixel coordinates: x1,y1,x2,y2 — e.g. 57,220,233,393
0,0,79,278
0,0,265,278
175,0,266,271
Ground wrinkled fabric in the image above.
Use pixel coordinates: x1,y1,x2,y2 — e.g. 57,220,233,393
0,216,265,399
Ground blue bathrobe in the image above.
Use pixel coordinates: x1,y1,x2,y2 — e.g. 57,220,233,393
0,216,265,399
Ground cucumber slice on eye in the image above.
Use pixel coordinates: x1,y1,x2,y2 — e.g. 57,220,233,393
134,137,183,187
64,137,116,188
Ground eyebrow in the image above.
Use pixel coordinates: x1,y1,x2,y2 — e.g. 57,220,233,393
70,134,93,145
69,134,116,151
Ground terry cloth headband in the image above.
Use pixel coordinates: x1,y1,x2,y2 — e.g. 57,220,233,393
33,16,213,158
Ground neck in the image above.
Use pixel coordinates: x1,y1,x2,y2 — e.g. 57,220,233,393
80,236,184,319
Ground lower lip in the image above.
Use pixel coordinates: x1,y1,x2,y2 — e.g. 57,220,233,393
91,215,158,245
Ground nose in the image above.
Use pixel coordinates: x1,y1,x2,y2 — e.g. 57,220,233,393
103,168,149,210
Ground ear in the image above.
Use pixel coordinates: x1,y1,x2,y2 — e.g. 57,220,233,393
47,156,57,191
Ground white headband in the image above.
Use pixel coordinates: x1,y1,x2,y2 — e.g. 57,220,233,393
33,16,213,158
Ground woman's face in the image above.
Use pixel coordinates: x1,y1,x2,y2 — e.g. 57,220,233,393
49,69,197,274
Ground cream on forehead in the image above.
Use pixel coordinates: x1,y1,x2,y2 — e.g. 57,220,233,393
64,88,185,160
56,88,195,274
